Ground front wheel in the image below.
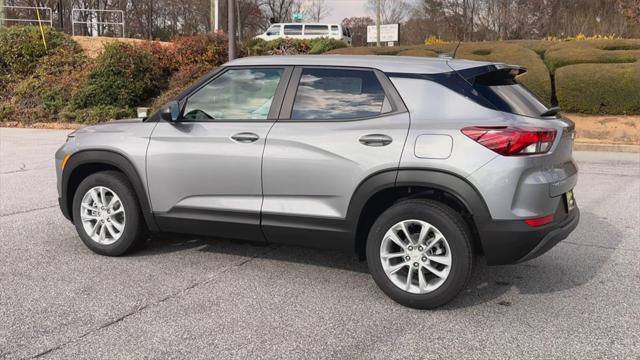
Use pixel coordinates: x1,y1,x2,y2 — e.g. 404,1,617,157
72,171,146,256
366,199,474,309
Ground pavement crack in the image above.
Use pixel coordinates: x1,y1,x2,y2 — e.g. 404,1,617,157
30,245,280,359
563,241,639,252
1,205,58,217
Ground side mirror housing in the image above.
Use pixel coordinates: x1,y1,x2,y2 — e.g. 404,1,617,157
161,101,181,122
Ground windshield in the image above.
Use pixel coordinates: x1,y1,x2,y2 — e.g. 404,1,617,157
471,69,550,118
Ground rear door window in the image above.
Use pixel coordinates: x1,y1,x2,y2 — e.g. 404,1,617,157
470,70,549,117
291,68,389,120
304,25,329,35
284,24,303,35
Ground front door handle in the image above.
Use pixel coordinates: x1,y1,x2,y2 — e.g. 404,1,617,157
359,134,393,147
231,132,259,143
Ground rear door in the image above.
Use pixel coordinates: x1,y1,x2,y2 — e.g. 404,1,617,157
147,66,291,240
261,66,410,249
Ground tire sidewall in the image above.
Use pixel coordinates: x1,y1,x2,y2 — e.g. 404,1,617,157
366,201,473,309
72,172,142,256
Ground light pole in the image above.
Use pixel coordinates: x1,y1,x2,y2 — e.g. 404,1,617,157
228,0,236,60
0,0,5,28
211,0,219,31
376,0,381,47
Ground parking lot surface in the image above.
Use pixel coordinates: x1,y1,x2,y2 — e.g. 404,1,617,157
1,128,639,359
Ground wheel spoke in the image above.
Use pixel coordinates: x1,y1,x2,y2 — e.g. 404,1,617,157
386,232,407,250
418,267,428,290
90,221,100,236
89,189,101,206
427,255,451,266
105,222,118,238
399,222,413,245
381,251,405,260
99,223,106,242
423,263,447,279
110,218,124,232
111,207,124,215
405,267,413,290
425,235,443,251
106,196,118,210
385,262,407,276
417,223,430,244
99,187,107,207
81,214,99,221
81,203,99,212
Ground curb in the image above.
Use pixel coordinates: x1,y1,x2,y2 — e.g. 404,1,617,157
574,142,640,153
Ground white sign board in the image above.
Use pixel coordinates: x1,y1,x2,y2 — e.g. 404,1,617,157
367,24,399,43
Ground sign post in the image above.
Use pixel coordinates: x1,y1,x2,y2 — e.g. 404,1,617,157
367,24,399,45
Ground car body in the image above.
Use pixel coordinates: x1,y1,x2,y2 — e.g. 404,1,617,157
55,55,579,308
255,23,352,45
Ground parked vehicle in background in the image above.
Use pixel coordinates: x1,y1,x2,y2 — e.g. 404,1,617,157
255,23,352,45
55,55,579,309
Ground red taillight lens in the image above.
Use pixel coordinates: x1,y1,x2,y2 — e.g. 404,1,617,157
524,214,554,227
462,126,556,156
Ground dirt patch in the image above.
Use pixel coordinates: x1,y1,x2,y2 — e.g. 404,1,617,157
72,36,171,58
565,113,639,145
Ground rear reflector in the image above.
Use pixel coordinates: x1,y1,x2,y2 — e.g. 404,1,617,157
462,126,556,156
524,214,554,227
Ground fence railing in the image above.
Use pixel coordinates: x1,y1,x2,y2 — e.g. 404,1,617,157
71,9,125,37
0,5,53,26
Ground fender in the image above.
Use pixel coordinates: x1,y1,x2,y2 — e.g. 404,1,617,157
60,150,158,232
346,168,491,230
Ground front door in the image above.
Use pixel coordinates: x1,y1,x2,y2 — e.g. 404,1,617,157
147,66,291,241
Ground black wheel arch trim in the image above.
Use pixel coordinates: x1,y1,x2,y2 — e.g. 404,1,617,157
60,149,158,232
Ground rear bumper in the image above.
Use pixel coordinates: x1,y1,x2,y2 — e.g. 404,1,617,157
477,205,580,265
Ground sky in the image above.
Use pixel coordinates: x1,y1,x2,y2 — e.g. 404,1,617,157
322,0,370,23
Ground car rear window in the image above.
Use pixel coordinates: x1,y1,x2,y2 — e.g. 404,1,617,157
469,69,549,118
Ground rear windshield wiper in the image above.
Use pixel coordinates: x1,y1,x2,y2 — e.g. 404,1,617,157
540,106,560,117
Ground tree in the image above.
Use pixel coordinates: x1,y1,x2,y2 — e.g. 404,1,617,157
302,0,330,22
341,16,374,46
366,0,410,24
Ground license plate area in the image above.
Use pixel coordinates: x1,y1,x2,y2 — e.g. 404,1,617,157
565,190,576,212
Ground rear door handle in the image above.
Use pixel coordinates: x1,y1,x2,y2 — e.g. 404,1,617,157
231,132,259,143
359,134,393,147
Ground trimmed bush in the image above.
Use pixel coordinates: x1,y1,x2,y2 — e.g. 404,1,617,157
556,62,640,115
544,39,640,73
173,32,228,67
73,41,163,109
308,38,347,54
0,26,79,76
60,105,135,124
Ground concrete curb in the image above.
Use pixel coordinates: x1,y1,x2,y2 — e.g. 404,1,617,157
574,142,640,153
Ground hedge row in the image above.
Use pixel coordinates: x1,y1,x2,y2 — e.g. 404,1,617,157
556,62,640,115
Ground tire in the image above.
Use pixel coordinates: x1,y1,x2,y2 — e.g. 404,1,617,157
72,171,147,256
366,199,474,309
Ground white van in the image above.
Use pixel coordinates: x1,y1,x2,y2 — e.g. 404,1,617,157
255,23,352,46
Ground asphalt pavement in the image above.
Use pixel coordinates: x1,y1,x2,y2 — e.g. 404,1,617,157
1,127,639,359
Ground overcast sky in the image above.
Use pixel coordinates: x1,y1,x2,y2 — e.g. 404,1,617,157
322,0,370,23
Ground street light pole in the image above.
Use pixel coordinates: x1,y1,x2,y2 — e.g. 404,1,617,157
376,0,381,47
211,0,219,31
228,0,237,60
0,0,5,28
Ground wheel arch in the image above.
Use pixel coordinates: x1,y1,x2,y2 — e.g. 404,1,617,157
61,150,158,232
347,169,491,258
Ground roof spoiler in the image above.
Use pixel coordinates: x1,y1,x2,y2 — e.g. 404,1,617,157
450,63,527,81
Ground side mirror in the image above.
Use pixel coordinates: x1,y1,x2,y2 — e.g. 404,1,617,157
161,101,181,122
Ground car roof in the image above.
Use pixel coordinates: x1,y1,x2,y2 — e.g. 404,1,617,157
224,55,498,74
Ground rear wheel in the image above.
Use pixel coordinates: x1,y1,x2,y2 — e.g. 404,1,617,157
72,171,146,256
366,199,474,309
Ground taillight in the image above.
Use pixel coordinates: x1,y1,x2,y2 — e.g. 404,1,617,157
461,126,556,156
524,214,554,227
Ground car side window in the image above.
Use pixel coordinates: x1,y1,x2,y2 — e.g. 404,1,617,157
182,68,284,121
290,68,389,120
284,24,302,35
266,25,281,36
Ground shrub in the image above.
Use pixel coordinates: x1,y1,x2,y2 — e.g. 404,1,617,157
544,39,640,73
173,32,228,67
13,44,89,116
137,40,178,77
60,105,135,124
555,62,640,115
308,38,347,54
0,25,79,76
73,41,163,109
151,64,212,111
425,36,444,45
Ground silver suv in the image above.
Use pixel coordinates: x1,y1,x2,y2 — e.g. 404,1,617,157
56,55,579,309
